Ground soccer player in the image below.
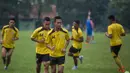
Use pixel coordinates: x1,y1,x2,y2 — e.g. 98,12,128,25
46,16,70,73
68,20,84,70
0,18,19,70
85,11,94,43
105,15,126,73
31,17,51,73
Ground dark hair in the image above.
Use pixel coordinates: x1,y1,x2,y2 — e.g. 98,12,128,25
108,15,115,21
74,20,80,25
44,17,50,21
9,18,16,22
54,16,62,22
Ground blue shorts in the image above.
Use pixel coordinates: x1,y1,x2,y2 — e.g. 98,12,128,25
87,29,92,36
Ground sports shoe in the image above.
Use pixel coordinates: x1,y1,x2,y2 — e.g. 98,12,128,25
72,66,78,70
79,55,83,64
4,66,7,70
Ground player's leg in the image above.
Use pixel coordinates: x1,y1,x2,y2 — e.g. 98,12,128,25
51,65,56,73
36,54,42,73
68,46,74,57
1,47,7,65
6,48,13,68
58,65,64,73
86,29,92,43
72,56,78,70
50,57,57,73
111,45,125,72
78,49,83,64
58,56,65,73
43,62,50,73
43,54,50,73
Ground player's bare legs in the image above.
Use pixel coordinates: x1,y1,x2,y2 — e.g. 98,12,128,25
36,63,41,73
6,49,13,68
43,62,50,73
1,47,6,65
58,65,64,73
51,65,56,73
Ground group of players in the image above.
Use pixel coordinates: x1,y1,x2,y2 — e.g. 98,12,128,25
0,13,127,73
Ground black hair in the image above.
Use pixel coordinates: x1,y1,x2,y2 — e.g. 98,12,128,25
108,15,116,21
44,17,50,21
74,20,80,25
9,18,16,22
54,16,62,22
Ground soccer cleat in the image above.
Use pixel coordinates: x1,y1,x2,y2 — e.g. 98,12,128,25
79,55,83,64
72,66,78,70
4,66,7,70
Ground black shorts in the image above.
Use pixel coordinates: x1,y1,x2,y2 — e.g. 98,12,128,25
2,46,13,52
110,44,122,56
36,54,50,64
50,56,65,65
69,46,81,53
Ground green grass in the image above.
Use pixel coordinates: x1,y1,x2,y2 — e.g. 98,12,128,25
0,31,130,73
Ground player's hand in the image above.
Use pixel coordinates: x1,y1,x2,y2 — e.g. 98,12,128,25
50,46,55,51
37,39,45,43
70,36,73,40
105,32,108,36
0,40,3,44
62,48,66,53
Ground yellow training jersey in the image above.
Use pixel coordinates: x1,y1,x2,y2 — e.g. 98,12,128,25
108,23,125,46
46,28,69,57
72,27,83,49
31,27,51,54
1,25,19,48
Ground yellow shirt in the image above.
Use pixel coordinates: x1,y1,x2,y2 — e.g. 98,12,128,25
46,28,69,57
108,23,125,46
72,27,83,49
1,25,19,48
31,27,51,54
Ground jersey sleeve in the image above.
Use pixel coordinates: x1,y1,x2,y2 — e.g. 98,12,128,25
31,29,39,39
65,31,70,41
1,27,4,37
15,29,19,38
45,30,52,44
108,26,112,34
79,29,83,37
120,25,125,34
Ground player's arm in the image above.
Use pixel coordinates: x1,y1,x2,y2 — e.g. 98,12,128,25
72,37,83,42
105,26,112,38
13,29,19,41
62,32,70,53
0,27,5,44
120,26,126,36
45,33,55,50
72,30,84,42
31,29,44,43
90,20,94,30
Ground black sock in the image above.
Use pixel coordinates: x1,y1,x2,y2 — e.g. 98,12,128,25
2,57,6,65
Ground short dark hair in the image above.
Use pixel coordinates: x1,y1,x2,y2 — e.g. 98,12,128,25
74,20,80,25
54,16,62,22
44,17,50,21
9,18,16,22
108,15,115,21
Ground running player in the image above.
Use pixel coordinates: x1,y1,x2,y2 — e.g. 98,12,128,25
46,16,70,73
85,11,94,43
105,15,126,73
0,18,19,70
31,17,51,73
68,20,84,70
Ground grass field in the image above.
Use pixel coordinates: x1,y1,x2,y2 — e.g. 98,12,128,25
0,31,130,73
